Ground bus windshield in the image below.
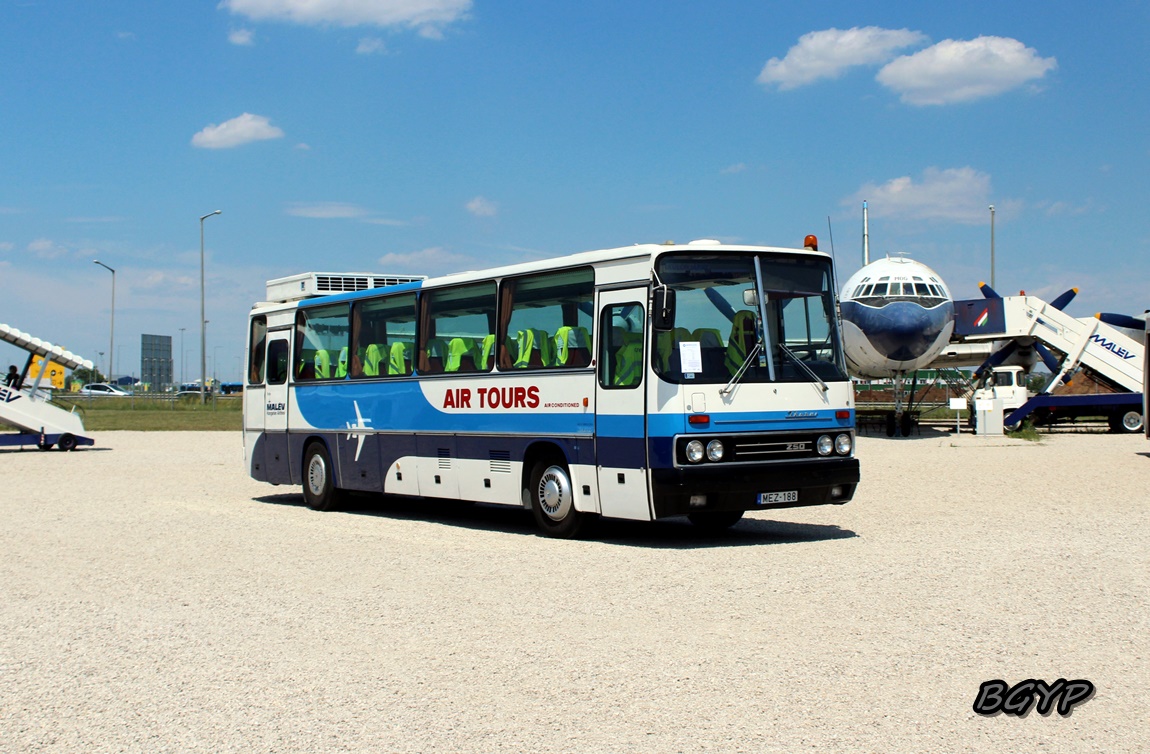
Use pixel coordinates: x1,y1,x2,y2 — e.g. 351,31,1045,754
653,253,848,385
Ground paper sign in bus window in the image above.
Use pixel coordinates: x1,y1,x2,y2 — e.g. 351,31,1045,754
679,341,703,374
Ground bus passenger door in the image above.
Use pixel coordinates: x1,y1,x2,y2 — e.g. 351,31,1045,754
262,333,292,484
594,290,652,520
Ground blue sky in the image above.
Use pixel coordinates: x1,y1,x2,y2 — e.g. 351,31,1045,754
2,0,1148,381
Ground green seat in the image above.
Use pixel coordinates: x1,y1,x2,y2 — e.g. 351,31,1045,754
388,342,409,376
477,334,496,371
363,344,384,376
724,311,757,376
335,347,348,378
514,328,554,368
613,341,643,386
444,337,477,372
314,349,332,379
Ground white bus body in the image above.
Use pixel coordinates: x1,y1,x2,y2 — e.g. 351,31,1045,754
243,241,859,537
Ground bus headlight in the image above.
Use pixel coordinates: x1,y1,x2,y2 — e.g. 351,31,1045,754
817,435,833,456
686,440,705,463
706,439,724,462
835,433,852,455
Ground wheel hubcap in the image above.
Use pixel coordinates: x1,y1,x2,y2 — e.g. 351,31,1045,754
307,455,327,496
1124,412,1142,431
537,465,572,521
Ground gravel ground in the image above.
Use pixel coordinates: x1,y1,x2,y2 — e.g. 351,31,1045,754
1,429,1147,752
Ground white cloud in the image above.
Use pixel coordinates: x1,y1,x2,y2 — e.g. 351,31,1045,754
286,201,407,225
877,36,1056,105
286,201,370,219
758,26,928,90
27,239,70,259
192,113,284,149
846,167,995,224
466,196,498,217
720,163,747,175
377,246,474,275
356,37,387,55
229,28,255,45
222,0,471,36
0,242,14,253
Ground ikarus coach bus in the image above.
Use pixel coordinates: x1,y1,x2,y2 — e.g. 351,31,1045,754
243,238,859,538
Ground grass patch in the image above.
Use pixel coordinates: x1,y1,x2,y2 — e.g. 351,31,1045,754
1006,419,1043,442
49,395,242,431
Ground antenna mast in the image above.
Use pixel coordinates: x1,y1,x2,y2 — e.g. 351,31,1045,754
862,200,870,266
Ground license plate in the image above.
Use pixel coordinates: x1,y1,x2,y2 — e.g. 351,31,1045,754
758,490,798,505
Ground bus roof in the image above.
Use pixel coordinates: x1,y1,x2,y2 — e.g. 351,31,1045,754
254,240,830,310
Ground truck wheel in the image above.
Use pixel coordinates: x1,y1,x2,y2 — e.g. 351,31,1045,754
57,434,77,452
1109,410,1143,434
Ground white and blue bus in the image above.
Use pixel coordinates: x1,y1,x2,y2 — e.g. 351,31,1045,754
243,239,859,537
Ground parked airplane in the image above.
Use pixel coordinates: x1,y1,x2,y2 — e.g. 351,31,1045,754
837,202,956,435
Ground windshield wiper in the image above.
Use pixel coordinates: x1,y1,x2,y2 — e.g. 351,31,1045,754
778,344,828,392
719,340,762,396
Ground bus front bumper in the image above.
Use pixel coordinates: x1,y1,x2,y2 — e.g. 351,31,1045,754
649,457,860,518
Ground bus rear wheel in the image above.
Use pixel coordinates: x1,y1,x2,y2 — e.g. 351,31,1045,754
527,459,587,539
303,442,344,512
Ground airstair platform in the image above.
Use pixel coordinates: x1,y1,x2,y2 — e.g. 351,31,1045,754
953,295,1143,393
0,323,96,451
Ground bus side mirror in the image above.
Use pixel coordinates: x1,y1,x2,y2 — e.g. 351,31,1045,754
652,286,676,331
743,289,758,307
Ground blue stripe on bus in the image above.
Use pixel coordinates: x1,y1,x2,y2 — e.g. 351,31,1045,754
295,385,852,440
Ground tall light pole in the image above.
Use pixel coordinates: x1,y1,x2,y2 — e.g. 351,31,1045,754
199,210,221,404
93,260,115,384
989,205,996,289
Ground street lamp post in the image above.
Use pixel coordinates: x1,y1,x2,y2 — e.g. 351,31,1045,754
199,210,221,404
989,204,996,289
93,260,115,384
179,327,186,385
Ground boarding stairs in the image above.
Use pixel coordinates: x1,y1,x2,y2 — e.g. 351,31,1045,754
953,295,1144,394
0,323,96,450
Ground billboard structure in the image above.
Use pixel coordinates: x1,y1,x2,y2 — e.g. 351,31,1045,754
141,334,173,391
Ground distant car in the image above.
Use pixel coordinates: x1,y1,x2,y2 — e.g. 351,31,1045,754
78,383,129,397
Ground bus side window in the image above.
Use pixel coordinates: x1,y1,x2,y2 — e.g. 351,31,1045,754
295,303,350,382
500,267,594,371
599,303,643,389
248,316,267,385
420,282,497,375
351,293,417,378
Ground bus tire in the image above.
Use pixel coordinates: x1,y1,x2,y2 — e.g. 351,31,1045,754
57,434,77,452
688,510,744,532
527,459,586,539
303,441,344,512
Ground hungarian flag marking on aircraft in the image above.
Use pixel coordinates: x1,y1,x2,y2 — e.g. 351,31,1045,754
975,308,990,327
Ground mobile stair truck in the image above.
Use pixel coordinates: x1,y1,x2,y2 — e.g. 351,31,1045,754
0,323,97,451
954,295,1144,433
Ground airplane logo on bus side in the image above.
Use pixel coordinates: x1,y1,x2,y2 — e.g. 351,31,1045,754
345,400,372,461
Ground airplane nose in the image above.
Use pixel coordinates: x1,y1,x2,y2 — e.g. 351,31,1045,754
863,302,952,361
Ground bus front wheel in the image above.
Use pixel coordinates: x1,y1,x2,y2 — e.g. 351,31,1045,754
303,442,344,512
527,460,587,539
